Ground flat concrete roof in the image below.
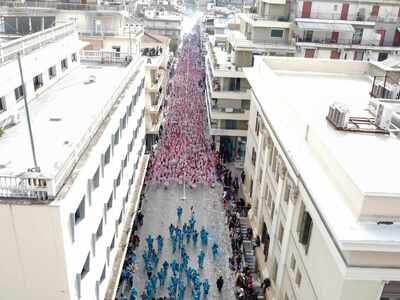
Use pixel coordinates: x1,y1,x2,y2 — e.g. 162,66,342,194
245,57,400,248
0,63,127,179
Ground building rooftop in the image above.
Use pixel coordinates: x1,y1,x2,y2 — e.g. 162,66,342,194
245,57,400,250
0,63,127,180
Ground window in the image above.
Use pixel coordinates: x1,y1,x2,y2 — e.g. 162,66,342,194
298,205,313,253
33,73,43,91
116,172,121,187
107,193,113,210
290,254,296,271
61,58,68,71
378,52,388,62
74,196,85,224
255,112,260,135
0,96,6,113
283,183,291,203
100,264,106,283
92,168,100,190
14,85,24,102
251,147,257,166
110,235,115,250
122,113,127,130
117,210,122,225
81,253,90,279
278,223,284,245
114,128,120,146
270,29,283,38
295,270,302,286
48,65,57,79
104,146,111,165
249,179,253,198
123,154,128,169
72,53,77,62
96,219,103,240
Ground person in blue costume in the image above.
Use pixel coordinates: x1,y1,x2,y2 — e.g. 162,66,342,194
146,235,154,250
200,227,208,246
169,224,175,239
171,235,177,253
156,235,164,252
177,280,186,300
203,279,209,297
129,287,138,300
171,259,179,275
197,250,205,269
211,241,219,257
188,214,196,231
157,271,165,286
176,206,183,221
192,230,199,246
162,261,169,273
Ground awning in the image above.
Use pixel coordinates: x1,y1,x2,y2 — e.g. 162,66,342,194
297,21,354,33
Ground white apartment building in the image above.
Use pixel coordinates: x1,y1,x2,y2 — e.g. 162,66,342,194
294,0,400,61
141,31,171,149
0,23,147,300
143,9,182,41
242,56,400,300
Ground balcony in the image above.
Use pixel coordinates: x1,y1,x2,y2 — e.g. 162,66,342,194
0,0,127,11
80,50,134,65
211,106,250,121
295,36,398,49
296,10,400,24
206,42,246,78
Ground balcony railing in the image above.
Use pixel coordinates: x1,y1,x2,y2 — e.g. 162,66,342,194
247,13,290,22
0,0,127,11
296,11,400,23
295,37,397,47
0,22,75,65
212,106,247,114
80,50,133,65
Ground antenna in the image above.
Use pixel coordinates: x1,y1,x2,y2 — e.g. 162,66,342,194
17,52,40,172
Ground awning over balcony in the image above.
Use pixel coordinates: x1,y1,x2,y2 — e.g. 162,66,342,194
297,21,355,33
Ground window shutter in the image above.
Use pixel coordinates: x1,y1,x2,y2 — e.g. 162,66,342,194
104,203,108,224
106,246,110,266
87,180,92,206
95,281,100,300
100,154,105,178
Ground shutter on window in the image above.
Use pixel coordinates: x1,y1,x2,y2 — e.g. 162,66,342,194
91,233,96,256
76,274,81,299
69,213,75,242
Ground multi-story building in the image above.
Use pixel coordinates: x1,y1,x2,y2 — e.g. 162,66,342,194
242,56,400,300
143,9,182,42
0,23,147,300
293,0,400,61
141,31,171,149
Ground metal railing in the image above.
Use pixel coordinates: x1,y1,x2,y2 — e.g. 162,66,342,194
212,106,247,114
0,174,51,201
247,13,290,22
296,11,400,23
80,50,133,65
0,22,75,65
0,0,126,11
295,36,397,47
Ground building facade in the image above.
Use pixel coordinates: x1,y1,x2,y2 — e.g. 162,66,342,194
242,56,400,300
0,23,147,300
141,31,171,150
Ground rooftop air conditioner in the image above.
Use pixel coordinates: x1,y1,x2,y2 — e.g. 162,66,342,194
327,102,349,129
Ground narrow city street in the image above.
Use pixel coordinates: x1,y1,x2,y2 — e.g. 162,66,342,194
118,23,237,300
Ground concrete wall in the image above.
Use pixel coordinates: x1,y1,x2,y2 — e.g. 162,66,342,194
0,33,82,128
0,204,70,300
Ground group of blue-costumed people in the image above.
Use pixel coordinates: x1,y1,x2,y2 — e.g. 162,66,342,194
125,205,218,300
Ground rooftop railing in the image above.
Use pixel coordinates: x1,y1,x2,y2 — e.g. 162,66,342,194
0,0,126,11
295,36,397,47
0,22,75,65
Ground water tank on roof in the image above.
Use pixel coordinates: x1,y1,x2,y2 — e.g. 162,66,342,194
375,103,393,130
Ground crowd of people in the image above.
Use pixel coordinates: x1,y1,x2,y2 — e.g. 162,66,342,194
146,29,216,187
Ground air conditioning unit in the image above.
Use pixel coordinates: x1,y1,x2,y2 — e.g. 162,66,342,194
327,102,349,129
375,103,393,130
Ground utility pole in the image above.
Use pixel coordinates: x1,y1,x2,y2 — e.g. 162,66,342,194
17,52,39,171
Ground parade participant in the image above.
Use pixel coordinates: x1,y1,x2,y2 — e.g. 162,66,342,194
169,224,175,239
216,276,224,292
129,287,138,300
177,206,183,221
197,250,205,269
212,241,219,257
200,227,208,245
156,235,164,252
203,279,209,297
192,229,199,246
146,235,154,250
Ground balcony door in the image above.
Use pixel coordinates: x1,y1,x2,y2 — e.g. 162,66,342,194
304,48,315,58
331,31,339,43
301,1,312,18
340,3,349,20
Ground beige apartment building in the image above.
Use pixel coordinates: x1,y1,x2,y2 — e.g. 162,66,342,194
242,56,400,300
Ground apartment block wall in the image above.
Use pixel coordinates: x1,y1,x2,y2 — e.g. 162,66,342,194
0,34,82,127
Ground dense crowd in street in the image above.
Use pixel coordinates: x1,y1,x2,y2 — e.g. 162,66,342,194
146,29,216,187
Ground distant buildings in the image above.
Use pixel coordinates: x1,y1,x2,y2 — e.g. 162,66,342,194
242,56,400,300
0,23,147,300
143,9,182,41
